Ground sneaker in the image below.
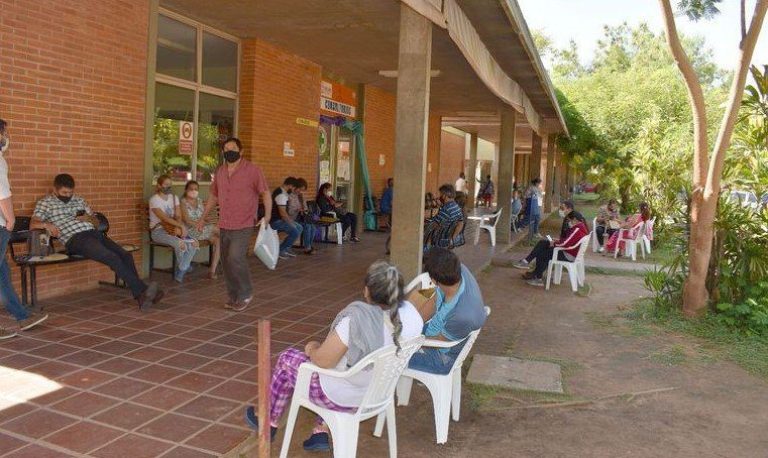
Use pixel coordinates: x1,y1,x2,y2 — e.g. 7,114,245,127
285,250,297,258
351,236,361,243
303,432,331,452
526,278,545,287
0,328,18,340
598,246,605,253
18,312,49,331
244,406,278,441
278,252,289,260
138,282,162,311
512,260,529,270
230,295,253,312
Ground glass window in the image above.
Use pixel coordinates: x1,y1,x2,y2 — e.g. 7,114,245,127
203,32,238,91
153,83,195,182
157,15,197,81
197,93,235,182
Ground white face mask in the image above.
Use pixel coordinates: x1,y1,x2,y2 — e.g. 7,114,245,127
0,138,8,154
558,209,566,218
325,190,333,197
187,190,199,199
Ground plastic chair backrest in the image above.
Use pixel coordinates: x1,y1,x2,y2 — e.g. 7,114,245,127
575,234,591,262
645,217,655,239
356,335,425,417
406,272,434,293
630,220,645,241
486,208,502,228
451,306,491,370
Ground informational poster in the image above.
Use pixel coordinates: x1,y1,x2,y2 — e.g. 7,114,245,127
320,160,331,184
379,154,386,166
178,121,194,155
283,141,295,157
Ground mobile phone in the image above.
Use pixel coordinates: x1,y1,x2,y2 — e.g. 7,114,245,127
546,235,552,242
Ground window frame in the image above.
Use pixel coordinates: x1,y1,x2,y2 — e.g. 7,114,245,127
155,8,241,183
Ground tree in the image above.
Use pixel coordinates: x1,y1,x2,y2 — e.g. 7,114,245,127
658,0,767,316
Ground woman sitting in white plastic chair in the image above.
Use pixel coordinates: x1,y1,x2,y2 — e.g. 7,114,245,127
244,260,423,452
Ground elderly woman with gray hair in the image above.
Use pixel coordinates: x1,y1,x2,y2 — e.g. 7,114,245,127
244,260,424,452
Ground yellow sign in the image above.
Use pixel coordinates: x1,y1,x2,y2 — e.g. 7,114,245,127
296,117,318,128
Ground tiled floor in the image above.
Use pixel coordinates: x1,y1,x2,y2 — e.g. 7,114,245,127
0,230,496,457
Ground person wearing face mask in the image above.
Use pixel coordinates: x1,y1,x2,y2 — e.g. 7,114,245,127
0,119,49,338
316,182,360,242
271,177,303,259
424,184,464,249
595,198,621,252
514,199,576,270
287,177,317,255
198,138,271,312
526,178,544,242
32,173,162,311
516,211,589,287
180,180,220,279
149,175,199,283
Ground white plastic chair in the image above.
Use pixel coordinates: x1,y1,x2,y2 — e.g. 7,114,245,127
591,217,600,252
279,335,425,458
546,235,590,292
473,208,502,246
614,220,645,261
390,306,491,445
642,217,655,255
405,272,435,294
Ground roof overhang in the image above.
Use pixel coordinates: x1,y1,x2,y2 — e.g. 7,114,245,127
159,0,566,139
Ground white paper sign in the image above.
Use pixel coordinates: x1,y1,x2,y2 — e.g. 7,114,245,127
379,154,386,166
178,121,194,155
283,141,294,157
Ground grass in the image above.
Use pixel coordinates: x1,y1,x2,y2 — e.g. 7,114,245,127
648,345,688,366
573,192,601,202
626,299,768,379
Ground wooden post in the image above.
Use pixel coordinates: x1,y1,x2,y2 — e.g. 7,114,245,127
257,320,271,458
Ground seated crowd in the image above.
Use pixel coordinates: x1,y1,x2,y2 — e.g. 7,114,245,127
244,247,487,452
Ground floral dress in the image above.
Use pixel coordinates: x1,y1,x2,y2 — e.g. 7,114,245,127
184,197,214,241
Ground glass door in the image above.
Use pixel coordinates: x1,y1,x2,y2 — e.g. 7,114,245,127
317,124,355,208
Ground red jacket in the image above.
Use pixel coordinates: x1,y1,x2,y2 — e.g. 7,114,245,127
555,222,589,258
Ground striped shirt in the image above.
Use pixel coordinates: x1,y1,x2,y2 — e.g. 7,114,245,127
33,194,93,244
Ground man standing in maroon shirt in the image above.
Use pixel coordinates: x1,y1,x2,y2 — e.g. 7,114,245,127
199,138,271,311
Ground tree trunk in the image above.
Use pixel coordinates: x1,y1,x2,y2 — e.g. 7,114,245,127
659,0,767,316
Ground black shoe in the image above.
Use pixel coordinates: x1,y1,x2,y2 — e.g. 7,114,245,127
244,406,277,441
138,282,162,311
303,432,331,452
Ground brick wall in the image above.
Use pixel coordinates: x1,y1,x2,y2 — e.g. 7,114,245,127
239,39,322,194
439,129,466,188
0,0,149,299
362,86,395,198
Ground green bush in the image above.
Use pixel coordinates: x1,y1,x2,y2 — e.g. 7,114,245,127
716,282,768,335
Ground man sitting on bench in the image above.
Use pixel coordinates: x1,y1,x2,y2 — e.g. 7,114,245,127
31,174,163,310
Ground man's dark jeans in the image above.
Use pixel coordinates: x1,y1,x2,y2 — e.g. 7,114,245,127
67,230,147,299
220,227,254,302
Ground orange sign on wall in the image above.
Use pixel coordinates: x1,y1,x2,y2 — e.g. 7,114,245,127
320,80,357,118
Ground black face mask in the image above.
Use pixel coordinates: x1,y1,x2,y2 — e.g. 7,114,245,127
223,149,241,163
57,195,72,204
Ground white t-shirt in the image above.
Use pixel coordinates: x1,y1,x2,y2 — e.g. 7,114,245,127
149,194,179,229
455,177,467,193
319,301,424,407
0,155,12,228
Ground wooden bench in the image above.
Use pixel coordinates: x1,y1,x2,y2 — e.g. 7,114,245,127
8,214,139,308
143,205,213,274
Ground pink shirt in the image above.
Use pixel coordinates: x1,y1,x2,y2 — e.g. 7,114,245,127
211,160,269,230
